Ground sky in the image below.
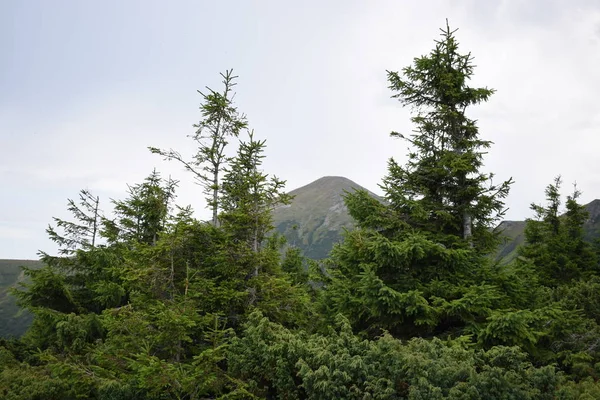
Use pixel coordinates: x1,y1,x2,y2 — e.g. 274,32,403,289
2,0,600,259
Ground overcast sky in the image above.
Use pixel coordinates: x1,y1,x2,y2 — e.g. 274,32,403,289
2,0,600,259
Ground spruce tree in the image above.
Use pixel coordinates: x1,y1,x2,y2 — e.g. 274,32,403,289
44,189,100,255
520,176,599,285
385,21,512,251
103,169,177,246
324,22,520,340
149,70,248,226
220,131,292,257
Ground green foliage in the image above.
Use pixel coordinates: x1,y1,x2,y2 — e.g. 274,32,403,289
3,25,600,399
321,23,524,345
281,247,309,285
104,170,177,246
520,176,599,286
229,311,563,399
220,131,292,255
149,69,248,226
45,189,101,255
385,22,512,252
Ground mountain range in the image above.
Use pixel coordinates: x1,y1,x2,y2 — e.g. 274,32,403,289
2,176,599,338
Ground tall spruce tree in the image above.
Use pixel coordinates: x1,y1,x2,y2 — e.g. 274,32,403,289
324,23,521,340
385,22,512,251
220,131,292,258
149,70,248,226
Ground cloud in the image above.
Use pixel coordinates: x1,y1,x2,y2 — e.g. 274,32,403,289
2,0,600,258
0,225,33,240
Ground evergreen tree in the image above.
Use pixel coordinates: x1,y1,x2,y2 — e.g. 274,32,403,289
520,176,599,285
385,21,512,251
103,169,177,246
13,190,117,352
323,23,540,344
220,131,292,257
44,189,100,255
149,70,248,226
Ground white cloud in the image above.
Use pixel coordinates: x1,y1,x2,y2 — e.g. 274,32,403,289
0,225,33,240
2,0,600,257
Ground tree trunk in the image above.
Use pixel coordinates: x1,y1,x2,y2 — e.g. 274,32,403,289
91,195,99,248
463,210,473,247
212,170,219,227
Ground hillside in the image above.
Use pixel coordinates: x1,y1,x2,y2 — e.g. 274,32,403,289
495,221,527,261
273,176,381,259
0,259,43,337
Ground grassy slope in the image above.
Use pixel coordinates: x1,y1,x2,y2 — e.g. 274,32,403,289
495,221,527,262
0,259,43,337
273,176,381,259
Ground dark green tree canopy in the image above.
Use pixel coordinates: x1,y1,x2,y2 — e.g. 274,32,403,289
520,176,599,285
384,22,512,252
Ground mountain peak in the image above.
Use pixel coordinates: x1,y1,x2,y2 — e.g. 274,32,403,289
274,176,376,259
585,199,600,220
289,176,365,195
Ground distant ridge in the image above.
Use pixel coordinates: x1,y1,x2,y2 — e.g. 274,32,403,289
273,177,600,263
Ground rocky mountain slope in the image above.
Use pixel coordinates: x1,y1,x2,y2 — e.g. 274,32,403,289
272,176,381,259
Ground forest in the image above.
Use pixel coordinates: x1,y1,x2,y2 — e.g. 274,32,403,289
2,24,600,399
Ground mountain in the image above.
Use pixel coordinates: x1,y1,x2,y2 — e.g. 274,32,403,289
0,259,43,337
495,199,600,262
495,221,527,261
274,177,600,263
583,199,600,241
273,176,381,259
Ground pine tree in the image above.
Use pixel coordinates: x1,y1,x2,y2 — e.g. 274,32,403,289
324,23,525,341
385,21,512,251
103,169,177,246
149,70,248,226
520,176,599,285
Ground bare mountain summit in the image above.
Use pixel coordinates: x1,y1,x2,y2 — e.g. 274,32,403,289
273,176,380,259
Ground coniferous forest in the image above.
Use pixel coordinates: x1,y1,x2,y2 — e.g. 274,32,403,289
3,24,600,399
